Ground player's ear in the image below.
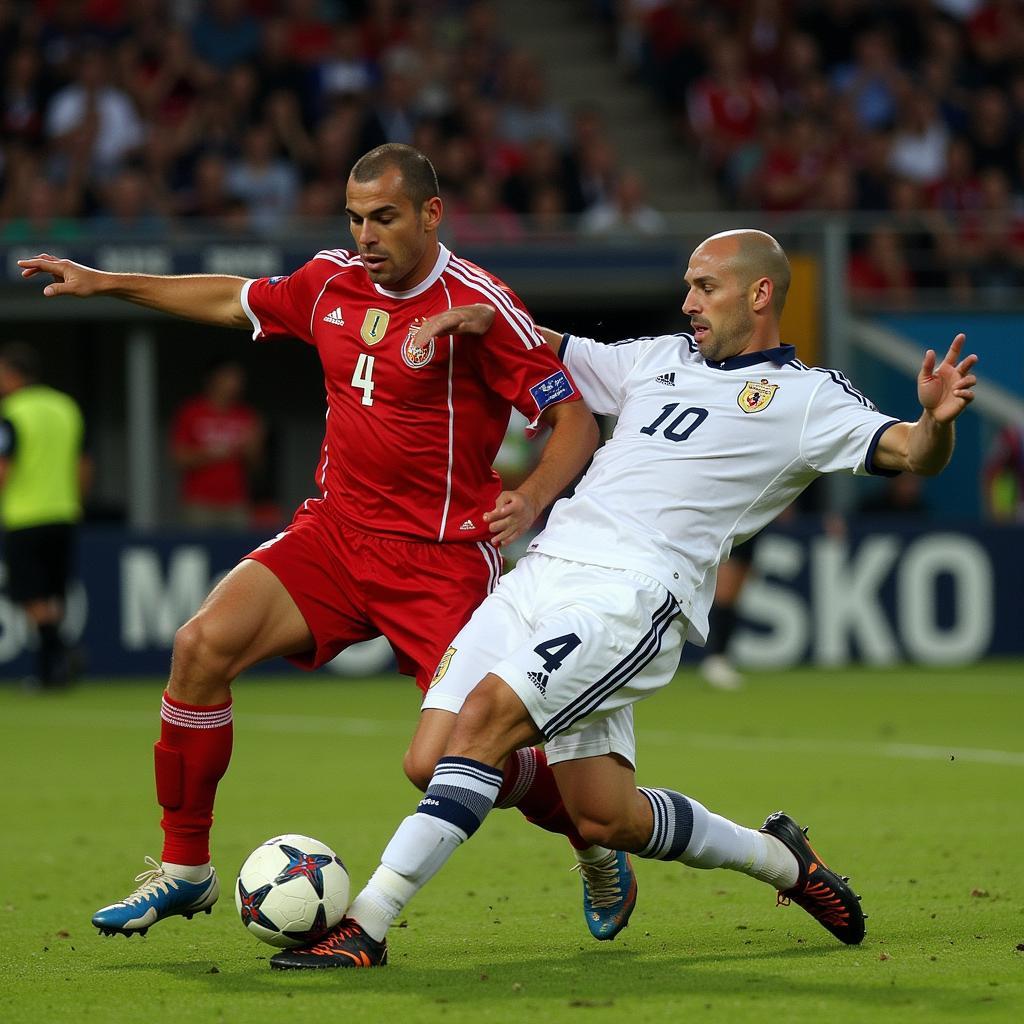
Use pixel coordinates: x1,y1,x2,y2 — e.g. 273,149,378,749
751,276,773,313
422,196,443,232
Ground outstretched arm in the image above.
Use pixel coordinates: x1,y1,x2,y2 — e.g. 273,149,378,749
417,306,566,356
18,254,250,329
873,333,978,476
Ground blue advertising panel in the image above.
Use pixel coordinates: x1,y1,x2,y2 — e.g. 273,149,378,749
0,523,1021,678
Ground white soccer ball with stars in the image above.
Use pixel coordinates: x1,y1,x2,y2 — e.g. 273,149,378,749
235,834,349,948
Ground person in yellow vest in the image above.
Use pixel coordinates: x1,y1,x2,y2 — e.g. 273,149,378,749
0,343,90,689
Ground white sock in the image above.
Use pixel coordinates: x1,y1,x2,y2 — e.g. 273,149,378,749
348,813,468,943
681,799,798,889
575,845,614,866
161,861,211,882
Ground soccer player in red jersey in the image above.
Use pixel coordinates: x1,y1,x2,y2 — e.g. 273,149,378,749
19,144,620,941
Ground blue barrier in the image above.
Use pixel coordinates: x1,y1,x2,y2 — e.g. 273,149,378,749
0,522,1021,678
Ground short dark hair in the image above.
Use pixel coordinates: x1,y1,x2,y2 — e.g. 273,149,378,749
350,144,439,207
0,342,40,381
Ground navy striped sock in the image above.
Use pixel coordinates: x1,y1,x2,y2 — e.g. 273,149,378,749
637,787,695,861
416,756,503,839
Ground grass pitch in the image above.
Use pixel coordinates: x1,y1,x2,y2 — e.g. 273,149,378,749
1,663,1022,1023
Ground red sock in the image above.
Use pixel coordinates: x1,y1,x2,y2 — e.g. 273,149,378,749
155,692,233,865
497,747,589,850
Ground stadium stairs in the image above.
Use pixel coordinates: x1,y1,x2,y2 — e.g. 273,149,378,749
499,0,720,213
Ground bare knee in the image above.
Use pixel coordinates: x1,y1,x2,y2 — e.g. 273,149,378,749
171,614,238,703
573,813,648,851
402,748,436,792
449,678,537,764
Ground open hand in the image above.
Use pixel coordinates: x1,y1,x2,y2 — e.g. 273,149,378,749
417,303,496,347
918,333,978,424
17,254,106,297
483,489,538,548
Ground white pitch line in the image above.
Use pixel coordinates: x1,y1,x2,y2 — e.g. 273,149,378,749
641,731,1024,767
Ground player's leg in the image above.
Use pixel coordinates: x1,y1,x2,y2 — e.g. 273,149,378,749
381,542,596,853
270,556,662,968
407,705,592,850
7,525,71,689
551,738,866,945
93,558,315,937
271,670,537,969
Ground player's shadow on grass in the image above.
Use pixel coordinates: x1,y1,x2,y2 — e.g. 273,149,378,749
111,945,968,1011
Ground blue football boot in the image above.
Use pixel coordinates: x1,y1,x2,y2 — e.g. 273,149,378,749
92,857,220,936
574,849,638,941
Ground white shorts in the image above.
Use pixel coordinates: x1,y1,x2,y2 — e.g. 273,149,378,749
422,553,687,767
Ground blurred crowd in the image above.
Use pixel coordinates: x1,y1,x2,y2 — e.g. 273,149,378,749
3,1,1024,303
607,0,1024,302
0,0,659,245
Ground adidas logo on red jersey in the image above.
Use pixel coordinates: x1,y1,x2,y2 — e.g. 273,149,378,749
459,519,476,531
323,307,345,326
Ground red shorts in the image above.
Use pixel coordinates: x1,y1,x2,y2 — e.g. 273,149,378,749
245,499,503,691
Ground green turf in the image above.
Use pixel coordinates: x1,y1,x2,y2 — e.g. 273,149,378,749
1,664,1022,1023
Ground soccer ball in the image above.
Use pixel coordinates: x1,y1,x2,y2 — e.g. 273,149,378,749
235,834,350,948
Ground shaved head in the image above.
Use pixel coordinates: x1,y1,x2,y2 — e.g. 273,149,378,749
697,230,791,316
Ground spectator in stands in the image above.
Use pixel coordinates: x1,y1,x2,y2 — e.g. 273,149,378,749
176,152,233,223
315,21,373,107
966,87,1015,177
686,36,776,185
848,226,915,305
2,45,46,146
526,183,572,240
191,0,262,72
852,130,895,211
170,357,264,530
0,342,89,690
928,136,984,214
830,27,905,131
580,169,667,236
888,87,950,187
498,50,571,148
45,46,144,182
957,168,1024,297
751,113,833,212
450,174,524,245
91,167,169,240
226,122,300,235
0,175,82,244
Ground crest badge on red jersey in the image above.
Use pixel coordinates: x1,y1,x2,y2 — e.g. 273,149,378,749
361,308,389,346
401,318,435,369
737,379,779,413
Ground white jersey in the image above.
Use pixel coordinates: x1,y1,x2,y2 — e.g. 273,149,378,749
529,332,900,645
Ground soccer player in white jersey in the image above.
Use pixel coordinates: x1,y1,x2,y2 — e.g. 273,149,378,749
269,229,978,969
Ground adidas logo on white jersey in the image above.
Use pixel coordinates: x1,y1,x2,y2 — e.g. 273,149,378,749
527,671,549,694
323,307,345,325
656,372,676,386
459,519,476,531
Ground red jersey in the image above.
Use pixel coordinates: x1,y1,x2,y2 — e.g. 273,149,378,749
240,244,580,543
171,396,259,505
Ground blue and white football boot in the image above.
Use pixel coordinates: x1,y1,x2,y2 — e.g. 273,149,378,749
92,857,220,937
574,849,638,941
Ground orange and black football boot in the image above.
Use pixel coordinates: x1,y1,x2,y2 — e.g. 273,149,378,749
269,917,388,970
760,811,866,945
